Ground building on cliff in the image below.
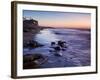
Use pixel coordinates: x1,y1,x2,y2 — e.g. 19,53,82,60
23,19,38,26
23,18,39,32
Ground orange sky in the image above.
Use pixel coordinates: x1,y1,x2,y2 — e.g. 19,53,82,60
24,10,91,29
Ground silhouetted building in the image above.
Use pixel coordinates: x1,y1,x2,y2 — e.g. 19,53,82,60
23,19,38,26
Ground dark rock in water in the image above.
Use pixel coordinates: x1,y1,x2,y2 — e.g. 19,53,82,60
54,53,62,56
23,53,48,69
23,40,44,48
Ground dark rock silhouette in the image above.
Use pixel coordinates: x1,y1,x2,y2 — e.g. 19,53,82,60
23,18,42,48
23,53,48,69
23,19,39,32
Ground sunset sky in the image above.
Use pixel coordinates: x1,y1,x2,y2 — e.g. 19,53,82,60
23,10,91,29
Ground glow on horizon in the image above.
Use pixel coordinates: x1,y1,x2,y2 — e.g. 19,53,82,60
23,10,91,29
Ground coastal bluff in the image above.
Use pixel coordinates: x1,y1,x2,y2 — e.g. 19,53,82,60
23,19,41,47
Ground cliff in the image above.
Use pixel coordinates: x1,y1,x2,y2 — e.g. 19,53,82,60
23,19,41,47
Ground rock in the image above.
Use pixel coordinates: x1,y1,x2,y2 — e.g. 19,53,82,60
23,19,42,48
23,40,44,48
23,53,48,69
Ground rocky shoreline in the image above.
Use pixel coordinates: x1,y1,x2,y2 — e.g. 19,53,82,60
23,53,48,69
23,19,90,69
23,19,43,49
